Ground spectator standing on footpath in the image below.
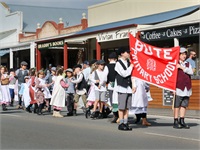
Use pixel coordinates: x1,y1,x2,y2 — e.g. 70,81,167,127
15,61,29,109
186,49,197,74
173,47,193,129
115,47,133,131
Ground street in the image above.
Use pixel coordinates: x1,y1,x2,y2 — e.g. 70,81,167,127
1,107,200,150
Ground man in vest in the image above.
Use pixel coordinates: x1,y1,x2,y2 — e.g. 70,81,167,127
115,47,134,131
173,47,193,129
15,61,29,109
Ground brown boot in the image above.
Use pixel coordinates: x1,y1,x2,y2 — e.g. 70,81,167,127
142,118,151,126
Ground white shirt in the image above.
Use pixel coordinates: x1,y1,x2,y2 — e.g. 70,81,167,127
71,72,86,95
114,58,133,94
90,69,107,92
82,67,91,82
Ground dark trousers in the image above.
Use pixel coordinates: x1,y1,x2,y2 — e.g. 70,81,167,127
66,93,74,113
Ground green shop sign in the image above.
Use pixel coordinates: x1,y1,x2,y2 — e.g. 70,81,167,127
38,40,64,49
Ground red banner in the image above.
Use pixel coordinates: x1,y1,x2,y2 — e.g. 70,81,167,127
129,33,180,92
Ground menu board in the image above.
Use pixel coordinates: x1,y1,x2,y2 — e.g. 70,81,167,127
163,89,174,106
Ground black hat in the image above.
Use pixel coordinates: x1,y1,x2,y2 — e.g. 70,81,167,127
117,47,130,55
89,59,97,65
96,60,105,65
108,52,117,59
20,61,28,66
83,60,89,65
73,64,82,69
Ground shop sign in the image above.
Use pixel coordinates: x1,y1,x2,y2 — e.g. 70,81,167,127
140,23,200,42
38,40,64,49
163,89,174,106
97,28,136,42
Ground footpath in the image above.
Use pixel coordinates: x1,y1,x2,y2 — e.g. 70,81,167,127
148,108,200,119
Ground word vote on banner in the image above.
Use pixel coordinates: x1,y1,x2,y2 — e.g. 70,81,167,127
129,33,180,92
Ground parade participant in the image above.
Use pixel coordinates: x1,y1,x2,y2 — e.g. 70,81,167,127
173,47,193,129
28,68,38,113
64,68,75,116
129,77,151,126
106,52,118,123
71,64,87,116
15,61,29,109
90,60,108,119
35,70,52,113
0,66,11,111
18,76,31,113
50,68,69,118
115,47,133,131
84,60,97,118
186,49,196,73
8,68,17,107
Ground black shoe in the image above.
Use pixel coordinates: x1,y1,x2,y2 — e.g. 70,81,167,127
73,109,77,116
118,123,130,131
98,113,103,119
90,111,98,119
173,119,182,129
85,108,91,119
67,112,73,116
26,108,32,113
125,123,132,130
111,117,118,123
179,118,190,129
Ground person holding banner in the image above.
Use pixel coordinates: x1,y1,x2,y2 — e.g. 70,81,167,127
173,47,193,129
115,47,134,131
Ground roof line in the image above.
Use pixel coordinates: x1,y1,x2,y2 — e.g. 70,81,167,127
7,4,87,10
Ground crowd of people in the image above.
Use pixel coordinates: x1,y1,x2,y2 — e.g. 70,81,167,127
0,47,194,131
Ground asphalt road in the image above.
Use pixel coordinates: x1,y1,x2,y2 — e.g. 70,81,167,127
1,107,200,150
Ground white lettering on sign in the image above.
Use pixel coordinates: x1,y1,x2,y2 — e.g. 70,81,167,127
97,28,135,42
142,24,199,41
134,38,172,60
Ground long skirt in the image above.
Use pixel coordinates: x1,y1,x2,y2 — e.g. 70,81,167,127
0,85,11,105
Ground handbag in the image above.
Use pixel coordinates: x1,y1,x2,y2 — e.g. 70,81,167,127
1,78,10,85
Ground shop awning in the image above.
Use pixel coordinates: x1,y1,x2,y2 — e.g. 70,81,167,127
76,5,199,35
0,49,10,57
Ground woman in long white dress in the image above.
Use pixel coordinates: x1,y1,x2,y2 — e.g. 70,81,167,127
0,66,11,111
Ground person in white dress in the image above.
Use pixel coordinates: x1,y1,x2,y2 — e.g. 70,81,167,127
19,76,31,112
50,68,69,117
0,66,11,111
129,77,151,126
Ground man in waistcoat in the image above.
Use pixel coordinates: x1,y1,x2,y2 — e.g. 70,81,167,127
15,61,29,109
173,47,193,129
115,47,134,131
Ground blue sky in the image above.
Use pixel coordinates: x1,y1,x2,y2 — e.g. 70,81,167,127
3,0,109,9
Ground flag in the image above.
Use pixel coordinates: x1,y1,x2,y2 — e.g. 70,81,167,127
129,33,180,92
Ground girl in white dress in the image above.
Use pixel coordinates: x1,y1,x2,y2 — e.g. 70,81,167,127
0,66,11,111
129,77,151,126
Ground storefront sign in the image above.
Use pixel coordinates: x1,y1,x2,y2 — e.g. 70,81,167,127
38,40,64,49
140,23,199,42
129,33,179,92
97,28,136,42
